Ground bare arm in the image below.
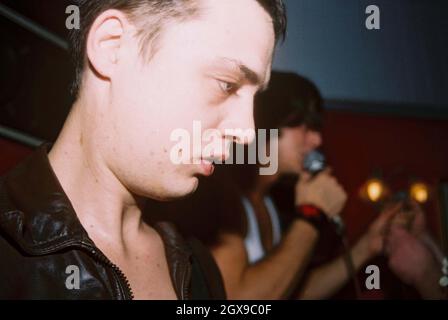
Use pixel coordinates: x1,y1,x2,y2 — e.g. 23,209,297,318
297,235,372,299
211,169,348,299
297,203,401,299
211,219,319,300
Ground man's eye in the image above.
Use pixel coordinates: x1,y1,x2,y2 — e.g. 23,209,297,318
218,80,237,94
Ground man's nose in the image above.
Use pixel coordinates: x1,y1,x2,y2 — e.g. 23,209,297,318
222,100,256,145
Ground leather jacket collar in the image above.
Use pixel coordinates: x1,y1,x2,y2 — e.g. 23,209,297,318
0,144,192,299
0,144,92,255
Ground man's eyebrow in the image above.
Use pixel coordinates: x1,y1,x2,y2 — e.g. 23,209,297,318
219,57,268,91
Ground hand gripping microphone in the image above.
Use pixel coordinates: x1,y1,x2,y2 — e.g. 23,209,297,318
302,150,345,232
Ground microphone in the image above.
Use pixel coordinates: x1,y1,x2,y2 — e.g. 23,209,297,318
303,150,326,176
303,150,345,232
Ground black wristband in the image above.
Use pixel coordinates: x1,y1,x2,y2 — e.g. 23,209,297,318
295,204,328,231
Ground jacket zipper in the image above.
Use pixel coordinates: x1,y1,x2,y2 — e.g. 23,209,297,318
42,241,188,300
44,241,135,299
87,246,134,300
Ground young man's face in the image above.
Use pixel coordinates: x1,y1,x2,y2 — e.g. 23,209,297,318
104,0,275,200
278,125,322,175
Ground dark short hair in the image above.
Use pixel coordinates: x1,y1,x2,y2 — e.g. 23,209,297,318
68,0,287,97
255,71,324,133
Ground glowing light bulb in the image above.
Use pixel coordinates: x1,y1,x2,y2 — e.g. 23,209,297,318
410,182,429,203
366,179,384,202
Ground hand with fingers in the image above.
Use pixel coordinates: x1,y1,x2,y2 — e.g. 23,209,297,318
295,168,347,218
364,202,403,257
384,202,447,299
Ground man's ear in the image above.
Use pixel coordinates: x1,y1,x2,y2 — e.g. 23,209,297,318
86,10,129,81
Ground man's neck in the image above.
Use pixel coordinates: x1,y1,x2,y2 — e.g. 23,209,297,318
249,173,279,200
48,99,145,253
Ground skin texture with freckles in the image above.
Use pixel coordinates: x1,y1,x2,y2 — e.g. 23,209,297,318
48,0,276,299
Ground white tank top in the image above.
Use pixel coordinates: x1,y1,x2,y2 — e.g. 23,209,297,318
242,196,282,264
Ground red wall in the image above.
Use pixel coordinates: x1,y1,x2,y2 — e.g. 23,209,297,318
321,111,448,243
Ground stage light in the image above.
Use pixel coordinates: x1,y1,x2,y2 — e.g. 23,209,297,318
410,182,429,203
360,177,388,203
366,179,385,202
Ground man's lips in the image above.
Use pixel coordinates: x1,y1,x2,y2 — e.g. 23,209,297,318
194,154,228,176
199,159,215,176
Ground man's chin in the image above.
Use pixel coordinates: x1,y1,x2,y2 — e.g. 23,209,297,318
184,177,200,196
283,164,302,176
158,177,199,202
296,163,305,174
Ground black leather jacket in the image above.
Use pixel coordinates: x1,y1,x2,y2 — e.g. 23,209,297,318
0,145,225,300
